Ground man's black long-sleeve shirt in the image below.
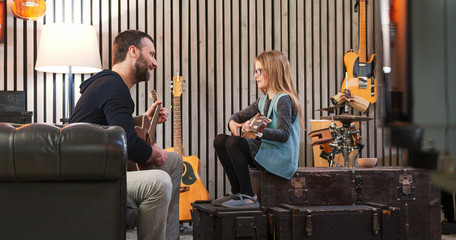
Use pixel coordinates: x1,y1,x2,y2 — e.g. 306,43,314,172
70,69,152,164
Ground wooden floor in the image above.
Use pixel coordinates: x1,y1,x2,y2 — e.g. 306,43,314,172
125,222,456,240
126,224,193,240
124,230,456,240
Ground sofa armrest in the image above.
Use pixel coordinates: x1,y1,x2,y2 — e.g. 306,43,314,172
0,122,127,181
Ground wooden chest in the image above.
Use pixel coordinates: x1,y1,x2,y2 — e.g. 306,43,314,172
0,111,33,124
0,91,32,124
250,167,441,239
192,200,268,240
266,203,401,240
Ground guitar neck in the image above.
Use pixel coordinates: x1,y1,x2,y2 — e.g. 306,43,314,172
147,90,160,144
148,103,161,143
358,0,367,63
173,96,184,156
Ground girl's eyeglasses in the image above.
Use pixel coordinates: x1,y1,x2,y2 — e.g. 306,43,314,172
253,68,264,76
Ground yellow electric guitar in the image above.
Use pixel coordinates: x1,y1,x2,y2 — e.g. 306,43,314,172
341,0,377,104
166,73,210,222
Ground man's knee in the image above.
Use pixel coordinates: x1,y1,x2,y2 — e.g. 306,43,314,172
167,151,184,176
144,170,173,199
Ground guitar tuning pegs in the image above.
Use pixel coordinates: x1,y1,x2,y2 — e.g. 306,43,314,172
170,85,173,89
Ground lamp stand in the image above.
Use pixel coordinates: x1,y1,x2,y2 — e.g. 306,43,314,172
60,66,74,124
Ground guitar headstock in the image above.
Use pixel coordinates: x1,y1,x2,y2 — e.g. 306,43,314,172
172,75,183,97
149,90,158,102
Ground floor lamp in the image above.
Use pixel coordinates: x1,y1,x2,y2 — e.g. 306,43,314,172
35,23,102,123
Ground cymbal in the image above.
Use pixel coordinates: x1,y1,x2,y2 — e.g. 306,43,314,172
316,105,344,111
321,114,373,124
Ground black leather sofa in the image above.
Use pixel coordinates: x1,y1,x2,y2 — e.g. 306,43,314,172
0,122,127,240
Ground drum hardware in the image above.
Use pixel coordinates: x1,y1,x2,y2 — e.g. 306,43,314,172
308,128,341,167
310,114,368,168
319,143,342,167
326,116,365,167
311,89,372,167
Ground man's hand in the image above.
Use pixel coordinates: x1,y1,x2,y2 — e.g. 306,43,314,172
146,144,168,167
157,107,169,123
229,120,243,136
145,100,169,123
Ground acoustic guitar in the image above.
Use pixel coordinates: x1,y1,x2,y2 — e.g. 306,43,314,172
340,0,377,104
127,90,161,171
166,73,210,222
12,0,47,21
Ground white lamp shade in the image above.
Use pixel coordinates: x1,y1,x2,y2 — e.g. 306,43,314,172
35,23,102,74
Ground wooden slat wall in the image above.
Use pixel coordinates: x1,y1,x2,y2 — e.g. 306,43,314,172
0,0,400,199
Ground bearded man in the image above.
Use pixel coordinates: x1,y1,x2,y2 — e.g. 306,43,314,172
70,30,182,240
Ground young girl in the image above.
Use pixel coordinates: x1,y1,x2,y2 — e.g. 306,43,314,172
213,50,304,208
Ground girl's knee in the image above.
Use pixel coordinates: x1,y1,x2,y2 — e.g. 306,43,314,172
213,134,228,148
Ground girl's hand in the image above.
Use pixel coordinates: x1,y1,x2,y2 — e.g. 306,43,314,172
229,120,243,136
241,120,252,133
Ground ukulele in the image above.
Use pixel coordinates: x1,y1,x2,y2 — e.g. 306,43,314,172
12,0,47,21
340,0,377,104
165,73,210,222
127,90,161,171
241,113,269,139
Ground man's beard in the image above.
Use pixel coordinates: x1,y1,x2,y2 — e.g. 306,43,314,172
134,53,150,83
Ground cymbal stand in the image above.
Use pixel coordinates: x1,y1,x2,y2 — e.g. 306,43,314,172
328,117,363,167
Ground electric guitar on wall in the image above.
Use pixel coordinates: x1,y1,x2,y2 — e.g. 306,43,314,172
12,0,47,21
166,73,210,222
128,90,161,171
341,0,377,104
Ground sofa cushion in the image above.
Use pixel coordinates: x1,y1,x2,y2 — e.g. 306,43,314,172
0,122,127,181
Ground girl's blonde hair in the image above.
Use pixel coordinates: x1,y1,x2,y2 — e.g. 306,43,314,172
255,50,304,129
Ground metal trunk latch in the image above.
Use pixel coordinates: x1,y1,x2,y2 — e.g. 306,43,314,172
372,211,380,235
397,174,415,201
305,210,313,236
355,175,363,203
288,176,307,203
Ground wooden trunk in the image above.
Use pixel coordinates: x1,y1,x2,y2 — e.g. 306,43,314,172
192,200,267,240
0,91,32,124
250,167,441,240
350,167,441,240
266,203,401,240
250,168,355,207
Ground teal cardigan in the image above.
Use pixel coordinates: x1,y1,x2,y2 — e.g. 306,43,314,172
255,93,300,180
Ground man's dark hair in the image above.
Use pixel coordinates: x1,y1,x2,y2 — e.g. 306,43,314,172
112,30,154,65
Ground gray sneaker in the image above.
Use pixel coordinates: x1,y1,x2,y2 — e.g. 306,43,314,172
212,192,239,206
221,194,259,208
